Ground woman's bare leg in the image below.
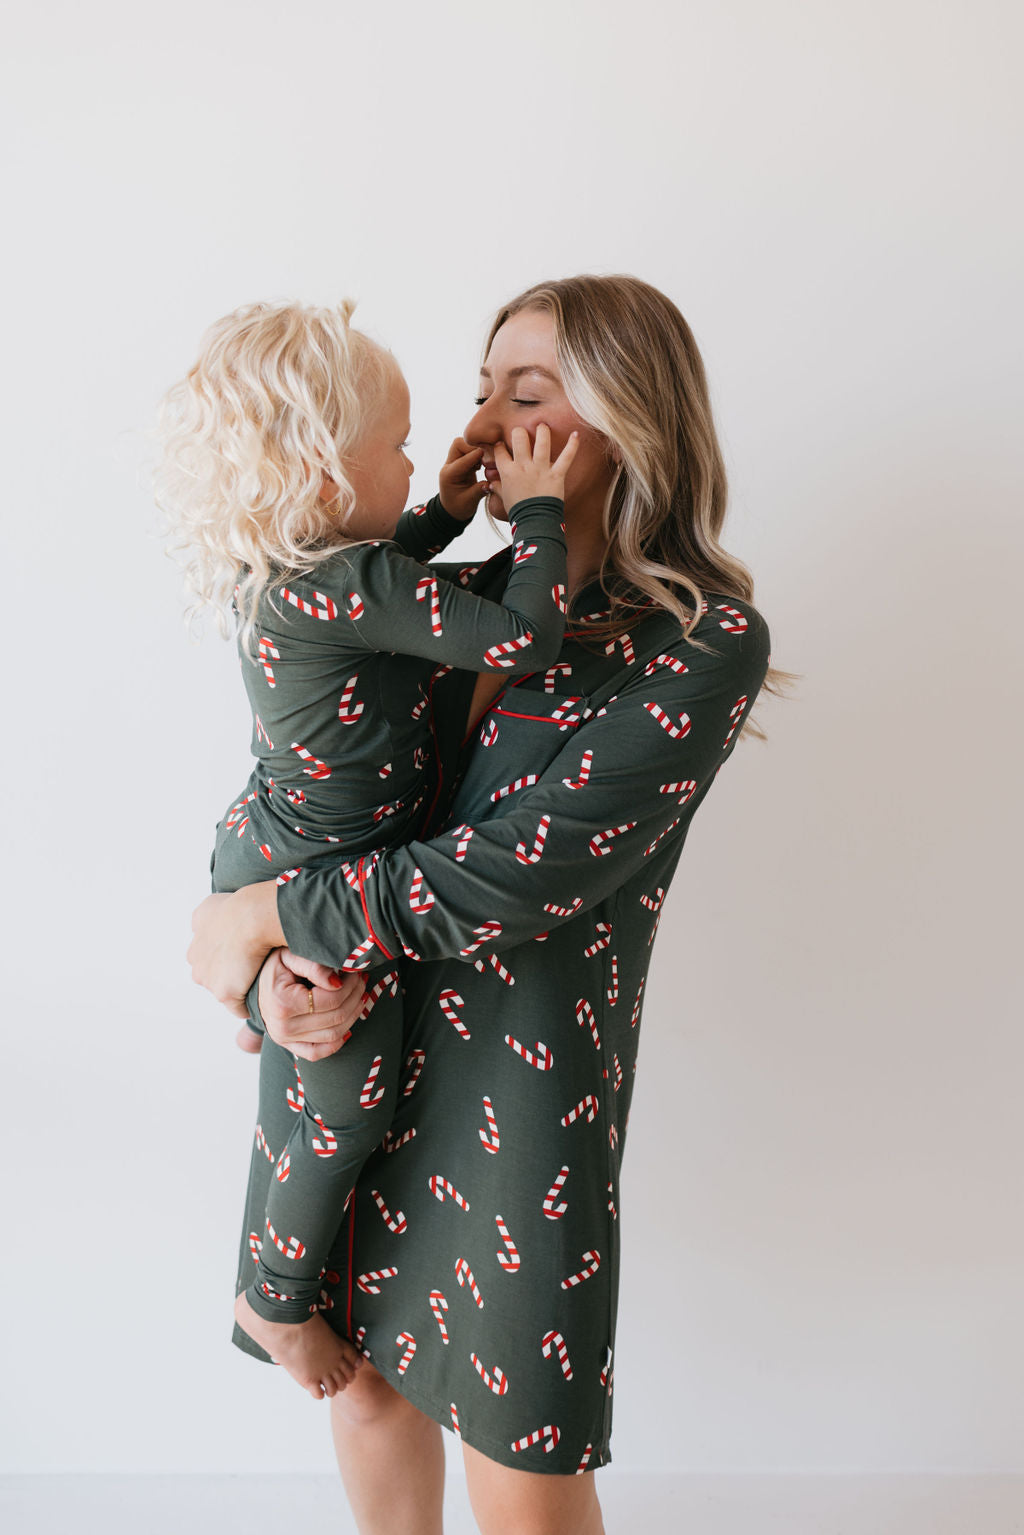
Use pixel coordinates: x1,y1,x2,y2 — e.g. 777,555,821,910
462,1440,605,1535
329,1361,445,1535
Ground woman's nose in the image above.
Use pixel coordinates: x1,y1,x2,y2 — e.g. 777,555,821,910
464,398,502,445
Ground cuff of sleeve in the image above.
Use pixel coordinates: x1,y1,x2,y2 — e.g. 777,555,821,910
507,496,567,539
277,865,401,971
245,964,267,1032
424,493,474,538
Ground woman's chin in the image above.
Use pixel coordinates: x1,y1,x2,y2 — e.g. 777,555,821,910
486,487,509,523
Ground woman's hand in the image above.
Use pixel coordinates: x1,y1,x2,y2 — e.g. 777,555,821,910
494,423,578,510
188,883,286,1018
438,437,488,521
259,949,367,1061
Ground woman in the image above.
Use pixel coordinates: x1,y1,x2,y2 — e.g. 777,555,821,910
190,275,776,1535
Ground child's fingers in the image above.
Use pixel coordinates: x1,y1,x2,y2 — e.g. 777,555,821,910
531,421,552,465
508,425,533,461
552,429,581,474
493,438,512,469
445,439,484,468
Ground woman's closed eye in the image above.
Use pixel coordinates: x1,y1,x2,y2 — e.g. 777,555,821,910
473,396,540,407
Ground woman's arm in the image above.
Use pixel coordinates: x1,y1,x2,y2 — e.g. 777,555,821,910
188,609,770,994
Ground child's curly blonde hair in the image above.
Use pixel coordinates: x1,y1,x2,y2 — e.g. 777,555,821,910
156,299,399,649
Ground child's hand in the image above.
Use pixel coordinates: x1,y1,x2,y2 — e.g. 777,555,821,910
439,437,488,522
493,424,579,511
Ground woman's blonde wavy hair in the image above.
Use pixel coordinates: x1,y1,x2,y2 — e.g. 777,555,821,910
485,276,793,733
156,299,399,650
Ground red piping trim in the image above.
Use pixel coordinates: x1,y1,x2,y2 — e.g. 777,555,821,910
492,705,581,726
356,855,395,961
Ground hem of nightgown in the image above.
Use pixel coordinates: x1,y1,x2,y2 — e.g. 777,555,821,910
229,1321,612,1474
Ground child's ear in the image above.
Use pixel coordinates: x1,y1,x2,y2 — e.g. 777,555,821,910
318,476,340,503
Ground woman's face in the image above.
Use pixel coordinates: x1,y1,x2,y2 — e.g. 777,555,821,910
464,309,616,524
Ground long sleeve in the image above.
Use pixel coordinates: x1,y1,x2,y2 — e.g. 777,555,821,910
388,495,470,564
277,606,770,970
338,496,567,674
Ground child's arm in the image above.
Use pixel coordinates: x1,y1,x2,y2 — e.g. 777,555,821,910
302,427,577,675
388,439,487,564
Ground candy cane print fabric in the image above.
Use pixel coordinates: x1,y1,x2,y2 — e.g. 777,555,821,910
234,575,771,1474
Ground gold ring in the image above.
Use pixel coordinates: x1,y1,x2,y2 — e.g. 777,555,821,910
307,988,315,1014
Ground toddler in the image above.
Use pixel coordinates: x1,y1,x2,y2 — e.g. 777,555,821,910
158,300,577,1398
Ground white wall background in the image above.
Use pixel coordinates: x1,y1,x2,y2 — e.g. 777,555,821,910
2,0,1021,1483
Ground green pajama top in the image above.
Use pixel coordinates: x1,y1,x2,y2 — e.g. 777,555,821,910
234,545,771,1475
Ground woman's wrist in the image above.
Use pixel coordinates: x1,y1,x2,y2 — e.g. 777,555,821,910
237,880,287,951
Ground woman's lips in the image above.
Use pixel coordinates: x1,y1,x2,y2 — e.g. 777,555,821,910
483,465,501,483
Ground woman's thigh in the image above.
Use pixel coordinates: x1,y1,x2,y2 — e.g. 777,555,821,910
461,1440,605,1535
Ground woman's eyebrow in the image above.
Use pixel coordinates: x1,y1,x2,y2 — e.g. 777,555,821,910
478,364,559,383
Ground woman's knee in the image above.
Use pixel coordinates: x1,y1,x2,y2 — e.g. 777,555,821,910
462,1442,604,1535
329,1360,411,1428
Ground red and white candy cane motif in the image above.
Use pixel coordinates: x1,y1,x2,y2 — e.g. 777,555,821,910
490,774,538,803
544,662,572,693
337,675,364,725
410,688,428,721
395,1332,417,1375
378,761,392,779
661,780,697,804
280,586,338,621
402,1049,425,1097
248,1231,262,1263
340,936,377,970
275,1152,291,1183
260,1282,294,1303
429,1175,470,1211
291,742,331,779
575,1445,593,1475
600,1346,614,1390
561,1095,599,1128
504,1035,554,1071
716,603,748,634
455,1259,484,1308
356,1267,398,1294
284,786,305,805
644,816,681,856
254,714,274,748
561,1250,601,1289
257,638,280,687
354,1325,368,1355
609,1123,619,1150
255,1124,274,1163
575,998,601,1050
287,1060,305,1112
511,1425,560,1454
460,921,502,956
257,842,273,860
643,652,688,678
515,813,551,865
602,1053,623,1092
543,896,582,918
415,574,443,636
451,824,474,861
480,718,498,747
266,1218,306,1262
607,1182,618,1219
644,701,692,739
360,1055,386,1108
541,1330,573,1381
312,1112,337,1157
276,866,302,887
226,791,256,831
478,1096,500,1154
470,1354,508,1396
315,1289,333,1313
589,822,636,856
647,910,662,946
371,1189,407,1234
550,697,584,729
495,1214,521,1272
372,799,401,822
607,956,620,1005
723,695,749,749
382,1127,416,1154
450,1402,461,1436
359,968,400,1020
483,633,533,669
631,977,645,1027
428,1290,450,1344
457,564,480,586
439,988,470,1040
512,540,538,565
583,923,612,957
552,583,567,614
640,887,665,912
473,953,515,987
347,592,364,620
543,1165,570,1220
409,867,435,915
604,632,635,665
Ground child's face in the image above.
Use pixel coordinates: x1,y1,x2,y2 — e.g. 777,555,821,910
340,371,414,539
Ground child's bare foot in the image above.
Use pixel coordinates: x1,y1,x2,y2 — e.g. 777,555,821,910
236,1024,263,1054
235,1292,363,1399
